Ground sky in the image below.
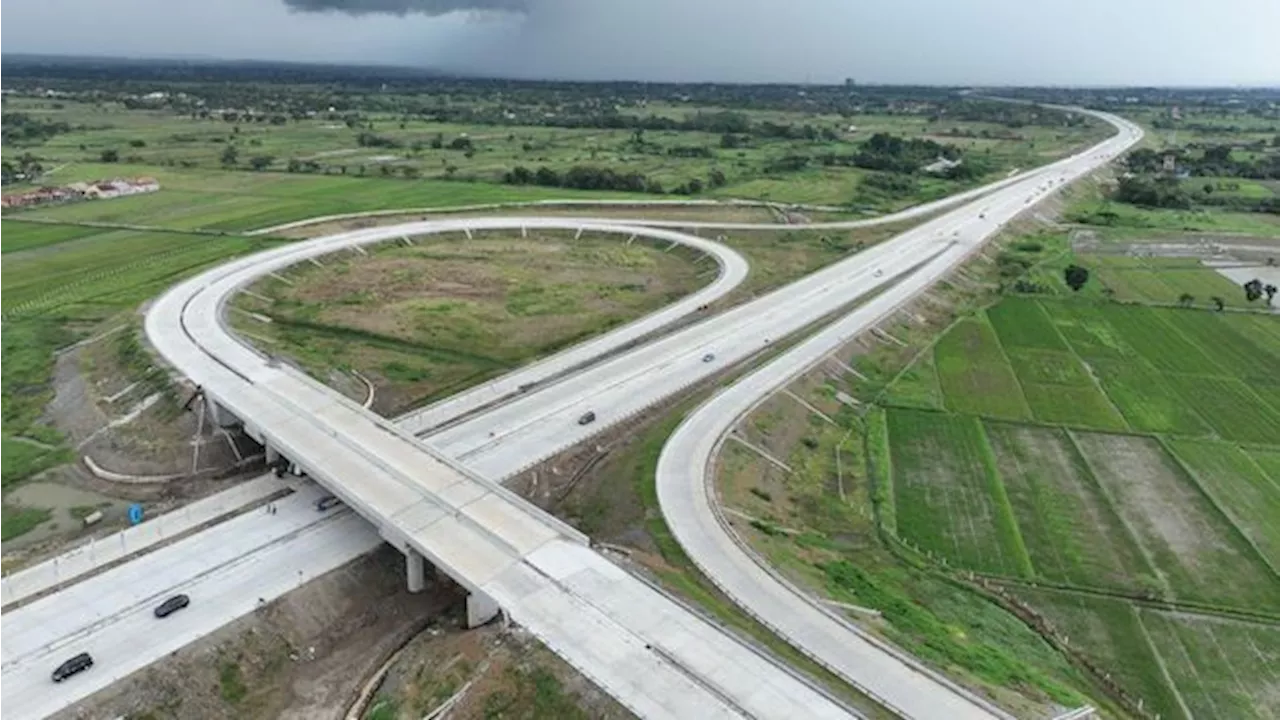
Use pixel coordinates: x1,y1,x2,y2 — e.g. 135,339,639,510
3,0,1278,86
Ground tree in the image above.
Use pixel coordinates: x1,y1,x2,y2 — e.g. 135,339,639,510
1244,278,1265,303
220,144,239,167
1265,284,1278,306
99,148,120,163
1063,264,1090,292
1211,296,1225,311
1178,293,1195,307
707,169,727,188
249,155,274,171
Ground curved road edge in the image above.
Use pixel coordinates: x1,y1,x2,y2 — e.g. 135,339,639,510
654,109,1142,719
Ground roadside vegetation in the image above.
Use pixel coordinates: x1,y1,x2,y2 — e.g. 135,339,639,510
713,153,1280,717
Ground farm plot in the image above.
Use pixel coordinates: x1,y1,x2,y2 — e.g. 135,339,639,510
986,298,1068,351
1088,359,1213,436
933,319,1032,421
1073,432,1280,610
886,408,1032,578
1038,301,1132,361
1164,375,1280,445
1159,309,1280,382
1139,610,1280,720
1097,305,1217,374
1005,350,1127,430
1249,449,1280,483
0,221,103,253
881,351,944,410
1166,439,1280,573
1012,588,1186,720
1153,268,1254,308
984,423,1152,591
3,229,271,319
1094,267,1179,304
1223,313,1280,359
20,168,643,233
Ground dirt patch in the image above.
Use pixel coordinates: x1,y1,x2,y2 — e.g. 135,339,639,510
47,333,251,479
53,546,460,720
365,621,634,720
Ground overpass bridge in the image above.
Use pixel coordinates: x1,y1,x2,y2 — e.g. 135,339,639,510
144,220,857,720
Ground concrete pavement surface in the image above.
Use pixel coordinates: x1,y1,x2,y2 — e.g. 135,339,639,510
1,473,291,609
651,112,1143,719
14,208,855,720
1,484,383,720
2,107,1141,720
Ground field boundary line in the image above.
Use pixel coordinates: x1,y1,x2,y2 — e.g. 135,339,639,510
1062,429,1174,601
1157,436,1280,584
1035,298,1132,430
1133,609,1197,720
977,576,1280,625
972,417,1036,578
980,309,1036,421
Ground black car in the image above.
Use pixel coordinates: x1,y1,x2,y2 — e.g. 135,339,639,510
52,652,93,682
578,411,597,425
315,495,342,512
154,593,191,618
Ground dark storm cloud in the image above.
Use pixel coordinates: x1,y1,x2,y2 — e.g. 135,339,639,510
1,0,1278,85
282,0,525,16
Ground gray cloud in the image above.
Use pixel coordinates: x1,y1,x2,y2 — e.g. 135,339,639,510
281,0,525,16
1,0,1277,86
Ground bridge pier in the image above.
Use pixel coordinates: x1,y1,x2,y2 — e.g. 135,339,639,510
206,398,238,428
405,549,427,593
467,591,499,628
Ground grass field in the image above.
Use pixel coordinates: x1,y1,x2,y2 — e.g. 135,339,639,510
5,96,1110,210
1073,432,1280,610
234,230,704,414
1066,200,1280,237
1166,438,1280,572
1087,359,1213,435
933,319,1032,421
1164,375,1280,444
3,225,273,318
13,164,645,234
886,408,1032,578
1013,588,1188,720
984,423,1152,592
1139,610,1280,720
986,298,1068,351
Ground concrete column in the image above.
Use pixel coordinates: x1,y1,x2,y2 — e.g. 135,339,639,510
265,445,280,465
206,399,224,427
405,549,426,593
467,591,499,628
206,398,238,428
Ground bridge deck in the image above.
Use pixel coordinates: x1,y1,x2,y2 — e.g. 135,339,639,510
142,220,857,720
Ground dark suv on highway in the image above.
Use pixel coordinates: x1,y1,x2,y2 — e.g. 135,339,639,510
154,593,191,618
52,652,93,682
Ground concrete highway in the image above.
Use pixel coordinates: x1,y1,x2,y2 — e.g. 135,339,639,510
399,112,1143,719
1,108,1140,720
417,114,1143,487
0,481,383,720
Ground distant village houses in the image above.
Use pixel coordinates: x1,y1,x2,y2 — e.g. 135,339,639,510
0,177,160,209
